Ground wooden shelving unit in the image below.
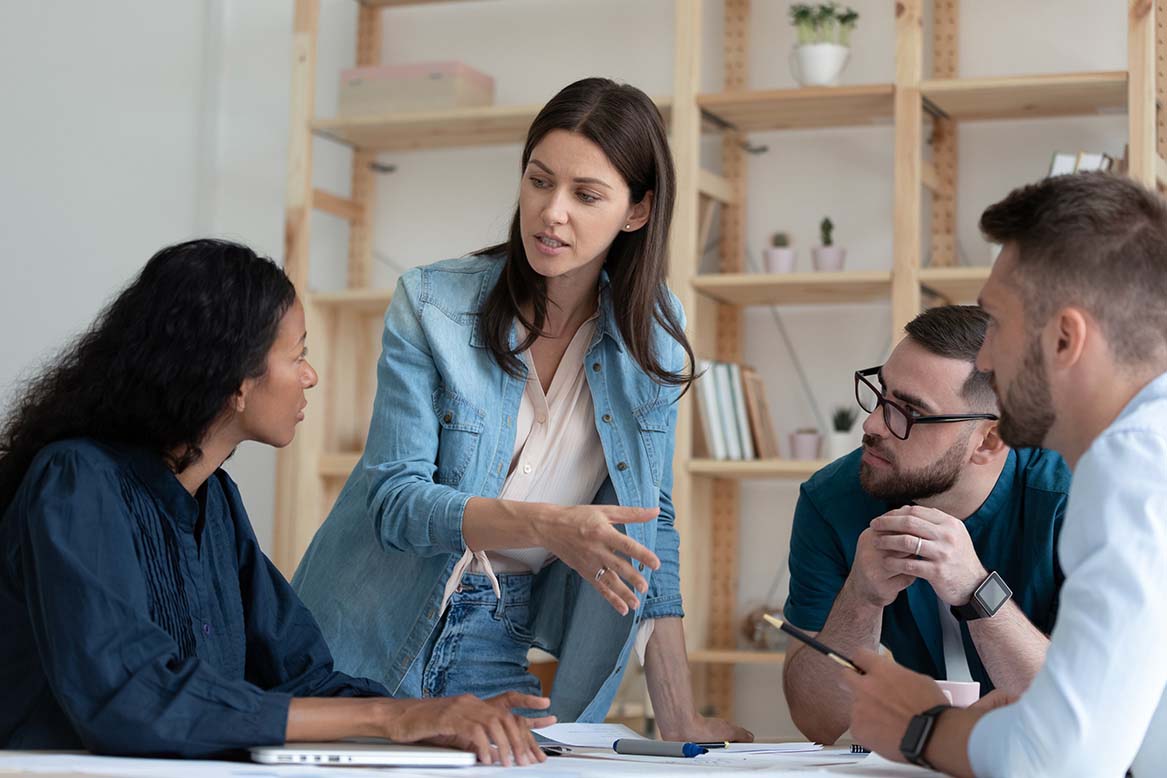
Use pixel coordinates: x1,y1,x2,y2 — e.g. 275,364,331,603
278,0,1164,724
690,459,827,480
922,71,1128,121
311,104,542,151
690,649,786,665
692,270,892,306
698,84,894,131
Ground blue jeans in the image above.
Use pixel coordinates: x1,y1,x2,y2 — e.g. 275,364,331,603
398,572,541,701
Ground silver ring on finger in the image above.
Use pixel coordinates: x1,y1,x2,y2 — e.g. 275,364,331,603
914,536,923,559
594,565,609,582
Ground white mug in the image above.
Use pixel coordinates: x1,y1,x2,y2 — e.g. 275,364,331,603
936,680,980,708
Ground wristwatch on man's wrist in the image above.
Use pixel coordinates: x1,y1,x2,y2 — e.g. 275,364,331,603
899,704,951,769
951,570,1012,621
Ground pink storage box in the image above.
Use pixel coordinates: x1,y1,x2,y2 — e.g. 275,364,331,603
338,61,495,116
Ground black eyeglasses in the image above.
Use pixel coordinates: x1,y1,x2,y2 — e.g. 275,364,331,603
854,366,998,441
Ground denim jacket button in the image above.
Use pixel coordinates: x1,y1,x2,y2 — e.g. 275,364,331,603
602,413,613,423
443,412,453,424
592,362,601,372
617,462,628,471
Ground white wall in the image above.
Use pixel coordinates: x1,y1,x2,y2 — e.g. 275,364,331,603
0,0,211,399
0,0,1129,741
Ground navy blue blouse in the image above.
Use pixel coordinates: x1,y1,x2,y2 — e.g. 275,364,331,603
0,439,387,756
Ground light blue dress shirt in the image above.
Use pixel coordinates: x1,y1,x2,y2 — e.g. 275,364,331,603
969,372,1167,777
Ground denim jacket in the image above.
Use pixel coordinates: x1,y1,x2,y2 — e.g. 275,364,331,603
293,254,686,722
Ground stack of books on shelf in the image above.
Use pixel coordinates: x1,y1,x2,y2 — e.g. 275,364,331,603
1048,150,1117,177
695,359,780,461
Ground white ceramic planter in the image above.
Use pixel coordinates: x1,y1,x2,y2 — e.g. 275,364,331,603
812,246,847,271
791,43,851,87
789,431,822,461
763,247,797,273
826,429,861,461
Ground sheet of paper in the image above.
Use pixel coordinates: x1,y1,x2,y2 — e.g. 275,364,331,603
720,741,823,754
532,723,645,748
0,752,389,777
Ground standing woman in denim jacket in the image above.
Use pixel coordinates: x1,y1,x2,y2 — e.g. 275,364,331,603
294,78,752,742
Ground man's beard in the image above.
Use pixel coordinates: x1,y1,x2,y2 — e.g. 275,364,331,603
859,428,971,506
997,333,1056,449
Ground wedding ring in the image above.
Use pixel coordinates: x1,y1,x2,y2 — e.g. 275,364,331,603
914,537,923,558
594,566,609,582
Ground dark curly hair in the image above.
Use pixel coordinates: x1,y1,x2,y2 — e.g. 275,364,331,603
0,239,296,515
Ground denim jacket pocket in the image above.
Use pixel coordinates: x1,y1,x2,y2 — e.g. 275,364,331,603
633,398,671,486
432,388,486,486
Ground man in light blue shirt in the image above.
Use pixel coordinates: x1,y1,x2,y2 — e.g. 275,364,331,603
842,171,1167,777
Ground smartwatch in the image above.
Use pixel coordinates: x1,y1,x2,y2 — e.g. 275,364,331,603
899,704,951,769
951,570,1012,621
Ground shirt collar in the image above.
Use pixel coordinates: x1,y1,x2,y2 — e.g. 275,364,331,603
961,447,1018,533
1112,369,1167,426
122,445,202,532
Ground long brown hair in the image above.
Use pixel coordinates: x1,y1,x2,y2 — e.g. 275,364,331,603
475,77,694,391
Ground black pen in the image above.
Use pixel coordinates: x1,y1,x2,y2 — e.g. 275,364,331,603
764,614,866,674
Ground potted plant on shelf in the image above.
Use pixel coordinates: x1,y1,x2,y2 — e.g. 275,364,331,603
764,231,797,273
789,427,822,461
812,216,846,271
826,406,860,460
789,3,859,87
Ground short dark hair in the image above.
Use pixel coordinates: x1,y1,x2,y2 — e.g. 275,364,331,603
904,304,996,410
980,171,1167,366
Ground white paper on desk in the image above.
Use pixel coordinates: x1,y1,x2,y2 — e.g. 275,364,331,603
720,741,823,754
0,752,391,777
533,723,646,748
833,751,940,774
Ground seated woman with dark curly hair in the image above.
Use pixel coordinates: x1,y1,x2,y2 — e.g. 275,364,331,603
0,239,552,765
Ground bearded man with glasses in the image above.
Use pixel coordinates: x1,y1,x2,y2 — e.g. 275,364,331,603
781,304,1069,745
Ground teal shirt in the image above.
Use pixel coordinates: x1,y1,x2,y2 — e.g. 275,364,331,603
783,447,1069,690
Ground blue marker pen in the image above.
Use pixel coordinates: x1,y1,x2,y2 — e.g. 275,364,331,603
612,739,708,758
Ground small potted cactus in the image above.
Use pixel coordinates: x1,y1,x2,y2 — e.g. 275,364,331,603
812,216,847,271
826,405,860,460
789,3,859,87
764,231,797,273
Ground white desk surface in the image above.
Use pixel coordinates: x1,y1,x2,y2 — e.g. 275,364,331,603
0,749,941,777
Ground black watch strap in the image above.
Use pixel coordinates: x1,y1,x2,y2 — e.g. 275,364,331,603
899,704,951,768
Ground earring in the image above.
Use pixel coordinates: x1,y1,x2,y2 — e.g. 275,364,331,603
624,224,631,230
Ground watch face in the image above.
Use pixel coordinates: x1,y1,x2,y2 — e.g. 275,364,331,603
976,574,1011,612
901,715,931,757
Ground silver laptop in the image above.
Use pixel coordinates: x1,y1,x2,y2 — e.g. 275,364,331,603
250,741,477,767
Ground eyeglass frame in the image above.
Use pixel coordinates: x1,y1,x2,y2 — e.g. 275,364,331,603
854,365,998,441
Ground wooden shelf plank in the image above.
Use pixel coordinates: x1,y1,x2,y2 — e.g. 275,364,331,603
690,458,827,479
320,451,360,478
359,0,488,7
699,84,895,132
689,649,786,665
308,289,392,315
313,104,540,151
692,271,892,306
922,71,1128,121
698,168,737,204
919,266,991,303
314,99,673,152
692,267,993,307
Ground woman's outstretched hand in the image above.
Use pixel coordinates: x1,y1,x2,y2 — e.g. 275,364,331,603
538,504,661,615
